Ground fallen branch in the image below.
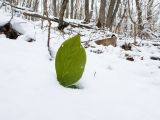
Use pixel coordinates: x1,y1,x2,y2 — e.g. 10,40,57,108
23,12,94,29
1,1,94,30
131,44,141,52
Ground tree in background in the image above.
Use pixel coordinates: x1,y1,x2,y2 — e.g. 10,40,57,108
1,0,160,39
52,0,57,17
97,0,106,28
147,0,154,30
106,0,121,30
135,0,143,37
58,0,69,30
70,0,74,19
84,0,90,23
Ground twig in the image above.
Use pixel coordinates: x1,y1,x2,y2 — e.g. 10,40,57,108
131,43,141,52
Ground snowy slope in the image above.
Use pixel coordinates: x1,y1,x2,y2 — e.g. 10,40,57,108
0,11,160,120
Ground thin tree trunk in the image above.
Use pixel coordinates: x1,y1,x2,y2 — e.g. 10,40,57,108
147,0,154,30
89,0,94,20
79,1,83,20
33,0,39,12
106,0,116,28
58,0,69,30
128,0,137,44
135,0,143,36
65,2,69,18
74,0,79,19
53,0,57,17
115,3,127,33
84,0,90,22
110,0,121,30
70,0,74,19
44,0,53,59
97,0,106,28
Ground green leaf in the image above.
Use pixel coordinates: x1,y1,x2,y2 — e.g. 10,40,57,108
55,35,86,87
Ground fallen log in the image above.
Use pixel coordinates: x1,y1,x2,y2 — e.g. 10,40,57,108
1,2,94,30
23,12,69,30
23,12,94,29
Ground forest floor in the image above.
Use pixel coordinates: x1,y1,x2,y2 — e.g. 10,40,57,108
0,10,160,120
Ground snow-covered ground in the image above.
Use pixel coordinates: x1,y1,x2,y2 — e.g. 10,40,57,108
0,11,160,120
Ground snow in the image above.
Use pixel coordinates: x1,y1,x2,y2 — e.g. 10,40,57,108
0,11,160,120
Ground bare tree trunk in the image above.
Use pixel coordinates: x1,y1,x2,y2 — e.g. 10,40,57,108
65,2,69,18
27,0,32,8
74,0,79,19
110,0,121,30
128,0,137,44
147,0,154,30
90,0,94,20
95,0,98,20
84,0,90,22
53,0,57,17
106,0,120,30
31,0,39,20
33,0,39,12
96,0,106,28
70,0,74,19
79,2,83,20
57,0,61,17
22,0,25,6
58,0,69,30
135,0,143,37
115,2,127,33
